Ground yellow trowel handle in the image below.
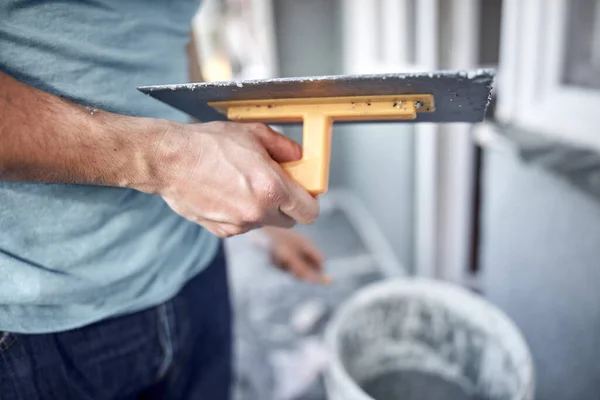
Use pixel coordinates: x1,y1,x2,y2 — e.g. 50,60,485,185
210,95,432,196
278,114,332,196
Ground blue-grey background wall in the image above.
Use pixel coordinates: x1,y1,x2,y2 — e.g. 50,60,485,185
480,149,600,400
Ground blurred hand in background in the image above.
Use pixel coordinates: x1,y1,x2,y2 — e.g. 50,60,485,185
258,227,328,285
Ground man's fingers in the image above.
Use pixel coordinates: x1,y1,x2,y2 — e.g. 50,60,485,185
278,178,319,224
202,220,258,238
262,209,296,229
248,124,318,225
253,124,302,163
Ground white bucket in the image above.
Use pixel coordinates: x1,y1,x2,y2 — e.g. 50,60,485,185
324,279,534,400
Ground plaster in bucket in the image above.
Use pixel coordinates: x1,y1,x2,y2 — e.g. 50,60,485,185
324,279,534,400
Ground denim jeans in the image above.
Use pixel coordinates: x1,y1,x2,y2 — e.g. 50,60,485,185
0,244,232,400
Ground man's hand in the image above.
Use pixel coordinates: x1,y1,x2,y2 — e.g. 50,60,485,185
154,121,319,238
259,227,329,284
0,72,319,238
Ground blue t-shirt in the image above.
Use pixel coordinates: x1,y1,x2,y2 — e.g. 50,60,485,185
0,0,220,333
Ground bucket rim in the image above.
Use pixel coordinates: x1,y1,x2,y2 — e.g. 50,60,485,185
324,277,535,400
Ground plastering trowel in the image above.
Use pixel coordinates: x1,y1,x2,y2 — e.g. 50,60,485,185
138,69,494,196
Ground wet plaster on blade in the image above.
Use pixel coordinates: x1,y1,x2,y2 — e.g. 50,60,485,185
137,69,495,124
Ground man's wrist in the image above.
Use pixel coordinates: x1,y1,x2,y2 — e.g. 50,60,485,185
126,117,180,195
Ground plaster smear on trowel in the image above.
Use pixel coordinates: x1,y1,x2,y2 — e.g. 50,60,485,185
142,68,494,92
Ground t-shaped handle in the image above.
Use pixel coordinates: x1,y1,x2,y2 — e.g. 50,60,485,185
209,94,433,196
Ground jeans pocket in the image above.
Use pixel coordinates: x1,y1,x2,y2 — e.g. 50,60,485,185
0,332,18,355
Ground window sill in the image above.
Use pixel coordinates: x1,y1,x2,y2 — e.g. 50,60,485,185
473,121,600,200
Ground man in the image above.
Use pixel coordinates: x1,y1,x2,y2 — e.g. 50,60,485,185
0,1,325,399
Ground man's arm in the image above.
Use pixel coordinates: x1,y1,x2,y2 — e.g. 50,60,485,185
0,72,162,191
0,71,319,237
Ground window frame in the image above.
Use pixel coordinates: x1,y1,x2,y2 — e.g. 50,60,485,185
497,0,600,151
